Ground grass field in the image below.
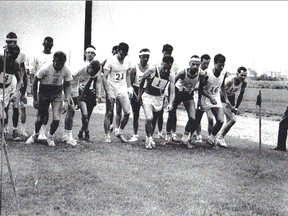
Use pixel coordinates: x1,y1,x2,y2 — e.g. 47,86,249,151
239,88,288,116
0,105,287,215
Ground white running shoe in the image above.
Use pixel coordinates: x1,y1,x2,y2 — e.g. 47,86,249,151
26,134,38,144
207,135,219,150
216,136,228,148
157,131,163,139
105,134,111,143
47,135,56,147
145,137,152,149
196,135,202,144
171,133,180,143
129,134,139,142
65,138,78,146
164,132,172,145
150,137,156,148
38,132,47,140
181,132,190,145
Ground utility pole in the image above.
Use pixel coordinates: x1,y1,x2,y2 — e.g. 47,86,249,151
84,1,92,60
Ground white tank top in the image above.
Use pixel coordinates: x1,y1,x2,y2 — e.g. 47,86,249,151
133,64,145,87
203,68,225,97
225,75,242,96
175,68,199,93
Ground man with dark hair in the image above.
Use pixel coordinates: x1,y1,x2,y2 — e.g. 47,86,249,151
4,32,27,140
32,36,54,140
155,44,177,140
216,66,247,148
101,45,120,134
138,56,175,149
184,54,231,149
165,55,203,146
76,60,102,141
102,42,132,143
0,45,22,135
26,51,73,146
194,54,214,143
128,48,150,142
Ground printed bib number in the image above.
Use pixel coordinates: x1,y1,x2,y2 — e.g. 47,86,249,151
228,87,239,94
133,75,142,87
207,86,219,95
0,72,13,85
151,77,168,90
115,72,124,81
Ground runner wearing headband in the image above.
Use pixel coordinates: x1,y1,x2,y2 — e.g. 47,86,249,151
128,48,150,142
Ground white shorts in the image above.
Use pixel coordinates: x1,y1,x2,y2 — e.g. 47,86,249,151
0,77,17,108
200,94,222,111
107,81,128,99
142,92,164,112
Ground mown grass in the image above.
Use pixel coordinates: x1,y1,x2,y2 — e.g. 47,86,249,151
0,106,287,215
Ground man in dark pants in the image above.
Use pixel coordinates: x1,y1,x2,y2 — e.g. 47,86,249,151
272,108,288,151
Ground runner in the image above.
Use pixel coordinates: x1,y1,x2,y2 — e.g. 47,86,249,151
26,51,73,146
0,45,22,135
194,54,214,143
128,48,150,142
101,45,121,136
216,66,247,148
62,45,100,145
138,56,175,149
102,42,133,143
183,54,231,149
32,36,54,140
166,55,202,146
3,32,27,140
155,44,174,140
76,60,102,141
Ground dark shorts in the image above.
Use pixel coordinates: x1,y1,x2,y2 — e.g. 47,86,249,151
79,89,96,108
39,84,63,102
174,87,194,102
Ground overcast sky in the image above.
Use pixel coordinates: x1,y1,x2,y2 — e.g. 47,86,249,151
1,1,287,75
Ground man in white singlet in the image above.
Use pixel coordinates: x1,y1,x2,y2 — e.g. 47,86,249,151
26,51,72,146
0,46,22,135
165,55,203,147
3,32,27,140
102,42,133,143
128,48,150,142
32,36,54,140
216,66,247,148
187,54,231,149
194,54,214,143
138,56,175,149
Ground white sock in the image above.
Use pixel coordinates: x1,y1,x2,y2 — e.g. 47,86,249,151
40,125,47,134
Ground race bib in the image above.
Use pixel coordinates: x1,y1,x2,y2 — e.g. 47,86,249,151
151,77,169,90
0,72,13,85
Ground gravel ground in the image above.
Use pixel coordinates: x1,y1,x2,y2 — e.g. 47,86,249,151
27,97,279,148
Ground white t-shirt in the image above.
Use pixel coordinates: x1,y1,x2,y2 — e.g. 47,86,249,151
36,63,73,86
31,51,54,74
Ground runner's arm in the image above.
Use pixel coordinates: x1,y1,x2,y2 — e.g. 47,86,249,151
235,81,247,108
138,68,153,97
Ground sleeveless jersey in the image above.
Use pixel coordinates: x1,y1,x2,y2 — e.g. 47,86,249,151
175,68,199,94
145,66,170,96
200,68,226,110
133,64,145,88
0,55,19,88
225,75,242,96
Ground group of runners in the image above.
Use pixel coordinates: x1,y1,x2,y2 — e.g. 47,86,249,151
1,32,251,150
